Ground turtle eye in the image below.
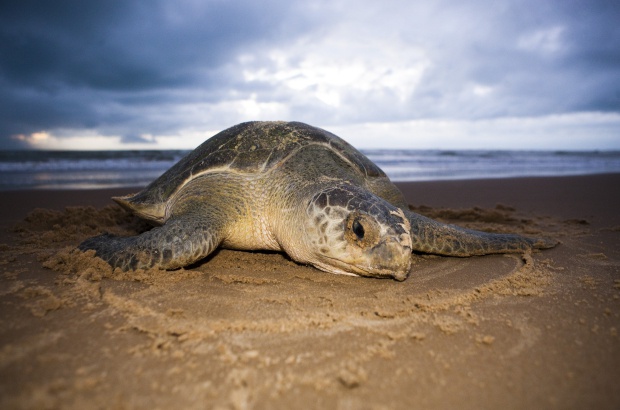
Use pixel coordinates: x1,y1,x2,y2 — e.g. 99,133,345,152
352,219,365,240
345,211,380,247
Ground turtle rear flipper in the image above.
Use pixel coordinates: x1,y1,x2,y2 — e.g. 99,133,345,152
406,211,558,256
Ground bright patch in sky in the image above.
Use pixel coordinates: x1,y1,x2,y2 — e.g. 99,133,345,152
242,37,429,108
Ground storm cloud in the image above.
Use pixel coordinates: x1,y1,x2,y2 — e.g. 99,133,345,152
1,0,619,149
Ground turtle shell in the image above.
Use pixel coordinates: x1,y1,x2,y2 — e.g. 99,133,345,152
114,121,386,222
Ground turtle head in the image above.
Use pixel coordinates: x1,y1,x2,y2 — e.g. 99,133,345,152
302,185,412,281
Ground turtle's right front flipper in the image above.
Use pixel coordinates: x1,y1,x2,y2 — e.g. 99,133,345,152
79,208,224,271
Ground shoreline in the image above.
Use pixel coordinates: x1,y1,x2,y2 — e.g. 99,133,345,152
1,173,619,408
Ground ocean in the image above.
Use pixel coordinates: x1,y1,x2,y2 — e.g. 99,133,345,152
1,149,619,191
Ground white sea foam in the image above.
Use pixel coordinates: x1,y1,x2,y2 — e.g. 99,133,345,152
0,149,619,190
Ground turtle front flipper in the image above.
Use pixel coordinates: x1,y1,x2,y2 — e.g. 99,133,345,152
79,206,225,271
405,210,557,256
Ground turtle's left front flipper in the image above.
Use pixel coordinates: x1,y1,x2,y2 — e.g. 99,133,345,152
405,210,557,256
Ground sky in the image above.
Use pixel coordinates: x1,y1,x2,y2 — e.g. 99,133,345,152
1,0,619,150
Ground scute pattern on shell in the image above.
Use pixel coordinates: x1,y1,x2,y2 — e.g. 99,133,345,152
126,121,385,210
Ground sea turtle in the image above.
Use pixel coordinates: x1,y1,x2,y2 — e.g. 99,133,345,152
79,121,556,281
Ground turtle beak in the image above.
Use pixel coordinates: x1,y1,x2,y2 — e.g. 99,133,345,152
364,237,412,281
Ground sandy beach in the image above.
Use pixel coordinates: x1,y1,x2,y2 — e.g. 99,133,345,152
0,173,619,409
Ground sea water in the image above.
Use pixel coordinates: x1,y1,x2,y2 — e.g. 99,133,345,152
0,149,619,191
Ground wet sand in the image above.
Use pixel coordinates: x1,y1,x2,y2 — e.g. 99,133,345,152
0,174,619,409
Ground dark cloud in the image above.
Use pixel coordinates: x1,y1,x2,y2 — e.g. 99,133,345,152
0,0,323,147
0,0,310,90
0,0,618,149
